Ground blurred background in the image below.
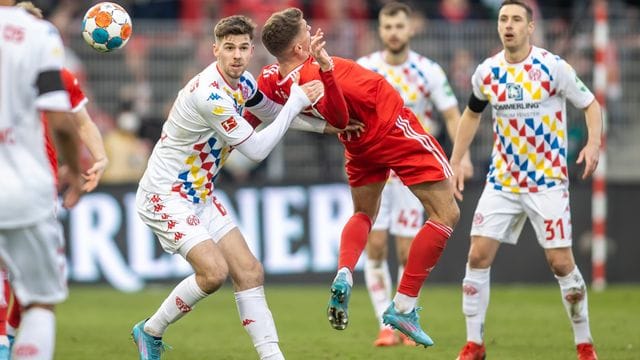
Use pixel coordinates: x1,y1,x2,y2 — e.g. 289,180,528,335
31,0,640,292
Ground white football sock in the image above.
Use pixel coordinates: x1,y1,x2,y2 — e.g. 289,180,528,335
145,274,208,337
335,267,353,287
364,258,392,328
462,264,490,345
12,307,55,360
555,266,593,344
235,286,283,360
392,292,417,314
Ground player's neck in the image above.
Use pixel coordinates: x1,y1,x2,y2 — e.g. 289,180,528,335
383,48,409,66
504,44,532,64
277,56,307,78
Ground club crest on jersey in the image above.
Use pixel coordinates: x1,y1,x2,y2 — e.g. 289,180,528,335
506,83,523,101
221,117,238,133
528,68,542,81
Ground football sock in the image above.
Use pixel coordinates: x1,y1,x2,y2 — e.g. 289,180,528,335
145,274,207,337
397,220,451,297
364,258,392,328
335,267,353,287
7,296,21,331
462,264,490,345
12,307,55,360
392,292,417,314
338,212,372,271
235,286,283,360
555,266,593,344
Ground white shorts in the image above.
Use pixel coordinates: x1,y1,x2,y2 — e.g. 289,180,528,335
471,183,572,248
0,215,68,306
136,188,236,257
372,175,424,237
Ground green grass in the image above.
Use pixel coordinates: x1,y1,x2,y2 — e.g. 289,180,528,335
56,284,640,359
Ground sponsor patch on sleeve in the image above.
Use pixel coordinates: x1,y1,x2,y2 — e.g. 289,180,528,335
221,117,238,133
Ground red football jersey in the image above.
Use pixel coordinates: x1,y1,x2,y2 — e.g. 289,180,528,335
44,68,88,180
257,56,405,152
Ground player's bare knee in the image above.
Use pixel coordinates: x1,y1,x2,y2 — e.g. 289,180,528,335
549,258,575,277
197,267,228,294
467,250,491,269
234,259,265,289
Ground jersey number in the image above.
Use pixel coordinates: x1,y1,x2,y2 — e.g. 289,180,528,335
544,219,565,241
397,209,421,228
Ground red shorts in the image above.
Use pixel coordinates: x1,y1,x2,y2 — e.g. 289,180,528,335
344,108,452,187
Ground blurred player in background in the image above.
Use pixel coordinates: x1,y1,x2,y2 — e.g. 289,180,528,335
130,15,331,360
356,2,473,347
0,4,109,359
259,8,460,347
0,1,82,359
449,1,601,359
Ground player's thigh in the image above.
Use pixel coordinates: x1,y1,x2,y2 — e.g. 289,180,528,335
470,185,527,244
136,190,229,257
388,179,424,238
0,217,67,306
523,184,573,249
371,180,393,232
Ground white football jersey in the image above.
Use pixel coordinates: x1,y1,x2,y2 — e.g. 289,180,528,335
357,50,458,136
471,46,594,193
139,62,259,204
0,7,70,228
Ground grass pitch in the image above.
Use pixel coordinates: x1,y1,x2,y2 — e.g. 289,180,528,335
56,284,639,359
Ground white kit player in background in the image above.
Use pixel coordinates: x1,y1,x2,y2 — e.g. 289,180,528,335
450,1,601,360
131,15,329,360
0,2,82,359
355,2,472,347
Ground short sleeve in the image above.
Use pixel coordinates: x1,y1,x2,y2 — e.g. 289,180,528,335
470,63,488,101
554,58,595,109
61,68,88,112
34,21,70,111
428,62,458,111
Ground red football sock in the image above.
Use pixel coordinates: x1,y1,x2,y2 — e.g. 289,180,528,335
338,212,372,271
0,276,9,335
397,220,452,297
7,294,20,330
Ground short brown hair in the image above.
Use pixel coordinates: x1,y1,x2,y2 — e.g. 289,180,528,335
500,0,533,21
262,8,303,57
16,1,43,19
214,15,256,42
379,2,411,19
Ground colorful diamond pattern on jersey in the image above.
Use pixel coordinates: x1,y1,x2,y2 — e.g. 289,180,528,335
171,137,229,203
479,55,567,193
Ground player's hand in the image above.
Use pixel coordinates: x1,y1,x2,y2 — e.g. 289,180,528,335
298,79,324,104
327,119,365,141
450,161,466,201
460,151,474,179
82,157,109,192
310,29,333,72
576,142,600,179
58,165,83,209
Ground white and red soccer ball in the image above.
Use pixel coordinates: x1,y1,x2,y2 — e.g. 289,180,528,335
81,2,132,53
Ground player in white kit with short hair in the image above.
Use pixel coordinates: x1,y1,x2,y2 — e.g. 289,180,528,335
0,2,82,359
130,14,332,360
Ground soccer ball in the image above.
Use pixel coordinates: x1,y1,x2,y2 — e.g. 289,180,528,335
81,2,132,53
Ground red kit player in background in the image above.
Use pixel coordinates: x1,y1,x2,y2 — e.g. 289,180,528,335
252,8,460,347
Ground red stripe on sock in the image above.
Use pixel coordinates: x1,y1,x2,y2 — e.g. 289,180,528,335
338,212,372,271
398,220,451,297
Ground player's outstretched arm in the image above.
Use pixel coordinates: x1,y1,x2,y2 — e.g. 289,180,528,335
576,99,603,179
73,106,108,192
450,107,482,201
235,80,322,162
47,110,83,208
442,105,473,179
